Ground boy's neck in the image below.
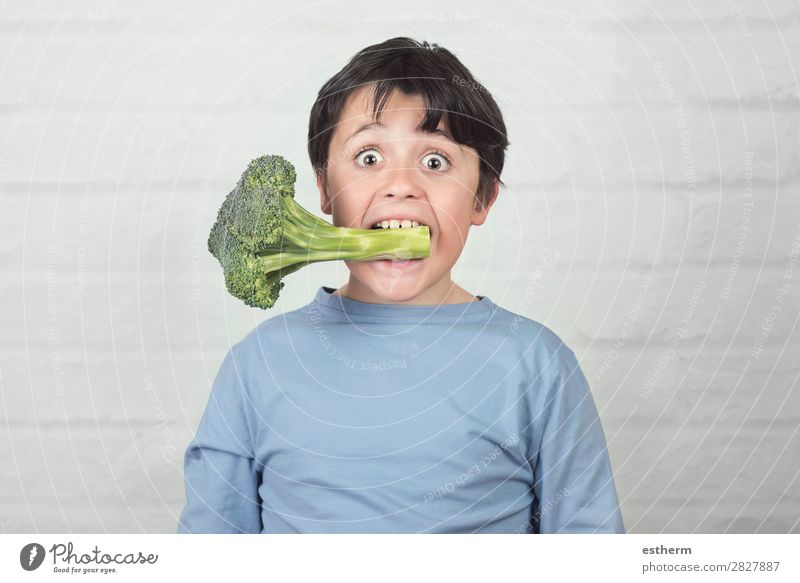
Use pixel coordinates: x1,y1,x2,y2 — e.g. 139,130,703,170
332,277,478,306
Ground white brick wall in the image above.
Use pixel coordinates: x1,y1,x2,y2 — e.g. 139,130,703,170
1,0,798,533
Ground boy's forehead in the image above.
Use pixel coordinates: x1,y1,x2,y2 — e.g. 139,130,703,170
342,88,419,125
335,86,456,146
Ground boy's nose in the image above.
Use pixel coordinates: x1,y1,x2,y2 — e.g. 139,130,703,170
378,164,425,200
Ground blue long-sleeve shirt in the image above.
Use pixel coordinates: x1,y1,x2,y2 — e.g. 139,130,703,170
177,286,625,533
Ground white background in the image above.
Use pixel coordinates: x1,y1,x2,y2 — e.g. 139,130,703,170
0,0,798,533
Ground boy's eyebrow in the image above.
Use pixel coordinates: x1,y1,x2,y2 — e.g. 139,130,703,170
345,121,384,145
427,127,464,153
344,120,464,152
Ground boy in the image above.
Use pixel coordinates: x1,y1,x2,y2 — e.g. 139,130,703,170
177,37,625,534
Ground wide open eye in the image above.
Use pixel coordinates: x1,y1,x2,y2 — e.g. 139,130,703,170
421,151,451,171
354,147,383,168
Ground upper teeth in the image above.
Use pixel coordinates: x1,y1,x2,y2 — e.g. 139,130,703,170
372,219,423,229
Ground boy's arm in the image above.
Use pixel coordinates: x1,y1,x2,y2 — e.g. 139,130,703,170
531,348,625,533
177,348,262,534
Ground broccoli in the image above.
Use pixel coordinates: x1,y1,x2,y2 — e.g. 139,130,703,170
208,154,431,309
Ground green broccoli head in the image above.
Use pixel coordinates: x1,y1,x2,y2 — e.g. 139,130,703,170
208,155,296,255
207,156,302,308
208,154,431,310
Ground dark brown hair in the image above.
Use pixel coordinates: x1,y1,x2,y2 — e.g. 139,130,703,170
307,37,510,211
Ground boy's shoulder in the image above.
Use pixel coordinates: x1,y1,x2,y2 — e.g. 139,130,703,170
487,300,579,369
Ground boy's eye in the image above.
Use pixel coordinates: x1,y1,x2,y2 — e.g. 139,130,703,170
355,148,383,167
422,152,450,171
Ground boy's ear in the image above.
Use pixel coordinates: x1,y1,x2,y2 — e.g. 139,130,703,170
471,178,499,226
317,173,332,216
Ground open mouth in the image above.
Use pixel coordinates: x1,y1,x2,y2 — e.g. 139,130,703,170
365,217,432,266
369,219,428,230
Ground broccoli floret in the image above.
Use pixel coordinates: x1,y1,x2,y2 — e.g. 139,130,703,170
208,154,431,309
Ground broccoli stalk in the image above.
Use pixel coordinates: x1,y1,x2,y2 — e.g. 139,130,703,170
208,154,430,309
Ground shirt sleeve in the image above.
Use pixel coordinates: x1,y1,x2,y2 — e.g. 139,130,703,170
531,348,625,533
177,347,263,534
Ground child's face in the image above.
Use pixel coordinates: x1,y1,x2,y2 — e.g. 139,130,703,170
317,84,497,304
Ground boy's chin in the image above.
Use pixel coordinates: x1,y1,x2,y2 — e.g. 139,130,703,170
348,260,430,303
